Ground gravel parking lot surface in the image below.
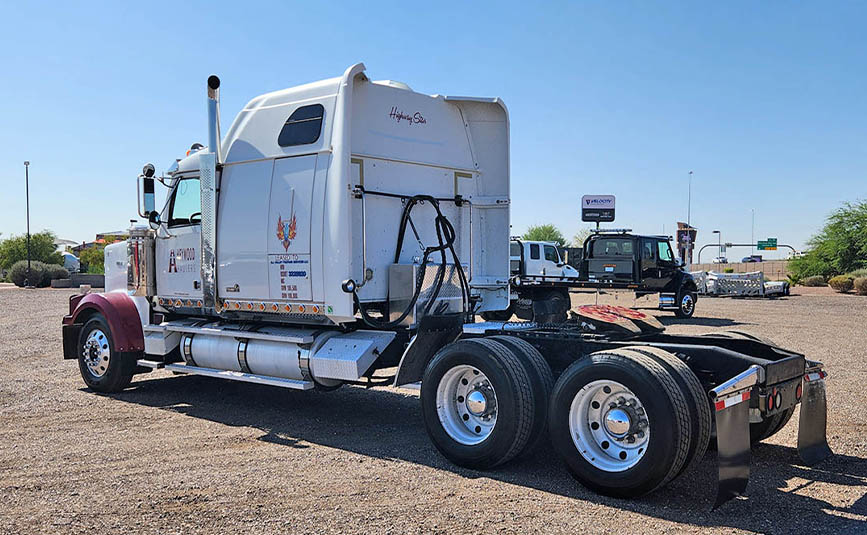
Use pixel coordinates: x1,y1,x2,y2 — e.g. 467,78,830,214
0,287,865,534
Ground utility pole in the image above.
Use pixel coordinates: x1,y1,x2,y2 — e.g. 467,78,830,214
24,161,33,289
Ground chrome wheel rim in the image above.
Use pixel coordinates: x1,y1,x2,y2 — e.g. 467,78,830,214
435,365,498,445
681,294,694,315
569,380,649,471
82,328,111,377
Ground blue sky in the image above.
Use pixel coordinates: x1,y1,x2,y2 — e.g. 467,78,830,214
1,1,864,259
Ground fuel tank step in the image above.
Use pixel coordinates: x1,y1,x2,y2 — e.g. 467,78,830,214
162,362,314,390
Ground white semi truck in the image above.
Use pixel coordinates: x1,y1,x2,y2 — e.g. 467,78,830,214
62,64,830,508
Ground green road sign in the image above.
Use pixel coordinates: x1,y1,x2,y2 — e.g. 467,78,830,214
757,238,778,251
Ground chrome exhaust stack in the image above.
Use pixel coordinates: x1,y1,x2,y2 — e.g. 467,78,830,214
201,75,221,311
207,75,222,164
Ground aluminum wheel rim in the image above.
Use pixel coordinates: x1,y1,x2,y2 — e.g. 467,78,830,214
569,379,650,472
82,328,111,378
436,365,498,445
681,294,694,315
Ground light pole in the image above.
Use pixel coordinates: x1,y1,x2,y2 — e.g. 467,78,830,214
24,161,32,289
687,170,693,227
751,209,755,255
712,229,721,260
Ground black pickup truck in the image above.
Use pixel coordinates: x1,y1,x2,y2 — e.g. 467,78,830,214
484,231,699,322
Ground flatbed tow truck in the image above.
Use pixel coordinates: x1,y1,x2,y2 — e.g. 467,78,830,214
489,231,700,323
61,65,830,508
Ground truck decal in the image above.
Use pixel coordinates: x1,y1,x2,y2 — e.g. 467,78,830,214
168,248,196,274
388,106,427,126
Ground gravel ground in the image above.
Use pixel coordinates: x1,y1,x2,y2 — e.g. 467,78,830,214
0,286,865,534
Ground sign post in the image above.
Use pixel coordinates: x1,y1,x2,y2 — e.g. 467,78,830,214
581,195,616,228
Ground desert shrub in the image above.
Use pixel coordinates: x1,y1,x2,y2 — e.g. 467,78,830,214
801,275,826,287
723,268,734,273
42,264,69,286
846,268,867,279
786,273,802,286
853,277,867,296
9,260,47,287
828,275,854,293
789,201,867,279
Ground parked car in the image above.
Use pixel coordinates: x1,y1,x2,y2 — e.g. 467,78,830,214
62,252,81,273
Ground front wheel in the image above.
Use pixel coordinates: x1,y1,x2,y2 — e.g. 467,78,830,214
77,315,137,393
674,289,697,318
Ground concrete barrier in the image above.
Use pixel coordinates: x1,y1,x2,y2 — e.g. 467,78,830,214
70,273,105,288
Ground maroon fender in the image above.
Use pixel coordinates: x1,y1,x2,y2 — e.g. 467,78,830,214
62,292,145,354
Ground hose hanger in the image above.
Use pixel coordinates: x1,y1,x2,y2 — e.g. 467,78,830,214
347,189,471,330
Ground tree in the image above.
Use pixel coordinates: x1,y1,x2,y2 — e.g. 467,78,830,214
789,200,867,279
523,224,567,246
572,227,594,247
0,231,63,270
79,246,106,274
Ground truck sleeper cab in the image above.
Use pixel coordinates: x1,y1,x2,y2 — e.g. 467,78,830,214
61,66,830,509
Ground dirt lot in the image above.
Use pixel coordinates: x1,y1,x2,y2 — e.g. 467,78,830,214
1,287,865,534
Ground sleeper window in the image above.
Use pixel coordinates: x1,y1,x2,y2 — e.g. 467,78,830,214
278,104,324,147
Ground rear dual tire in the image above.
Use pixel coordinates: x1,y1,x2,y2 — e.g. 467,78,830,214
421,336,554,469
548,348,702,497
421,338,535,469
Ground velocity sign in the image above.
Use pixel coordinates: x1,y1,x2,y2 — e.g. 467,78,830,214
581,195,616,222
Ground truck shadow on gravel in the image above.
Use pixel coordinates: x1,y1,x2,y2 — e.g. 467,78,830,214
657,316,751,327
102,375,866,534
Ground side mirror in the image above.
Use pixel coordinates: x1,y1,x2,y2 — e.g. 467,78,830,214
138,163,156,217
148,210,161,231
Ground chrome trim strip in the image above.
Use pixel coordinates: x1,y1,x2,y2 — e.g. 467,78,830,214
710,365,763,400
164,324,314,344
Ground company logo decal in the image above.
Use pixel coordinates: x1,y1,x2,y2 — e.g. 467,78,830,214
168,248,196,273
276,188,297,252
389,106,426,126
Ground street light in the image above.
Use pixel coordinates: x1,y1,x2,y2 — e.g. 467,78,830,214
687,170,694,227
24,161,33,289
712,229,721,259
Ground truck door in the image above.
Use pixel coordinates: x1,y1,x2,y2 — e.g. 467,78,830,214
655,239,679,289
155,176,204,300
640,238,661,289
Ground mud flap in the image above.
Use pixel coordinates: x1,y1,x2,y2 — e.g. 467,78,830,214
393,314,463,386
797,371,832,466
713,390,752,509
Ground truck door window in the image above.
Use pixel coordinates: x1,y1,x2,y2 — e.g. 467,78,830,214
509,242,521,257
278,104,324,147
168,177,202,227
657,241,674,262
642,240,655,259
530,244,540,260
544,245,559,262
